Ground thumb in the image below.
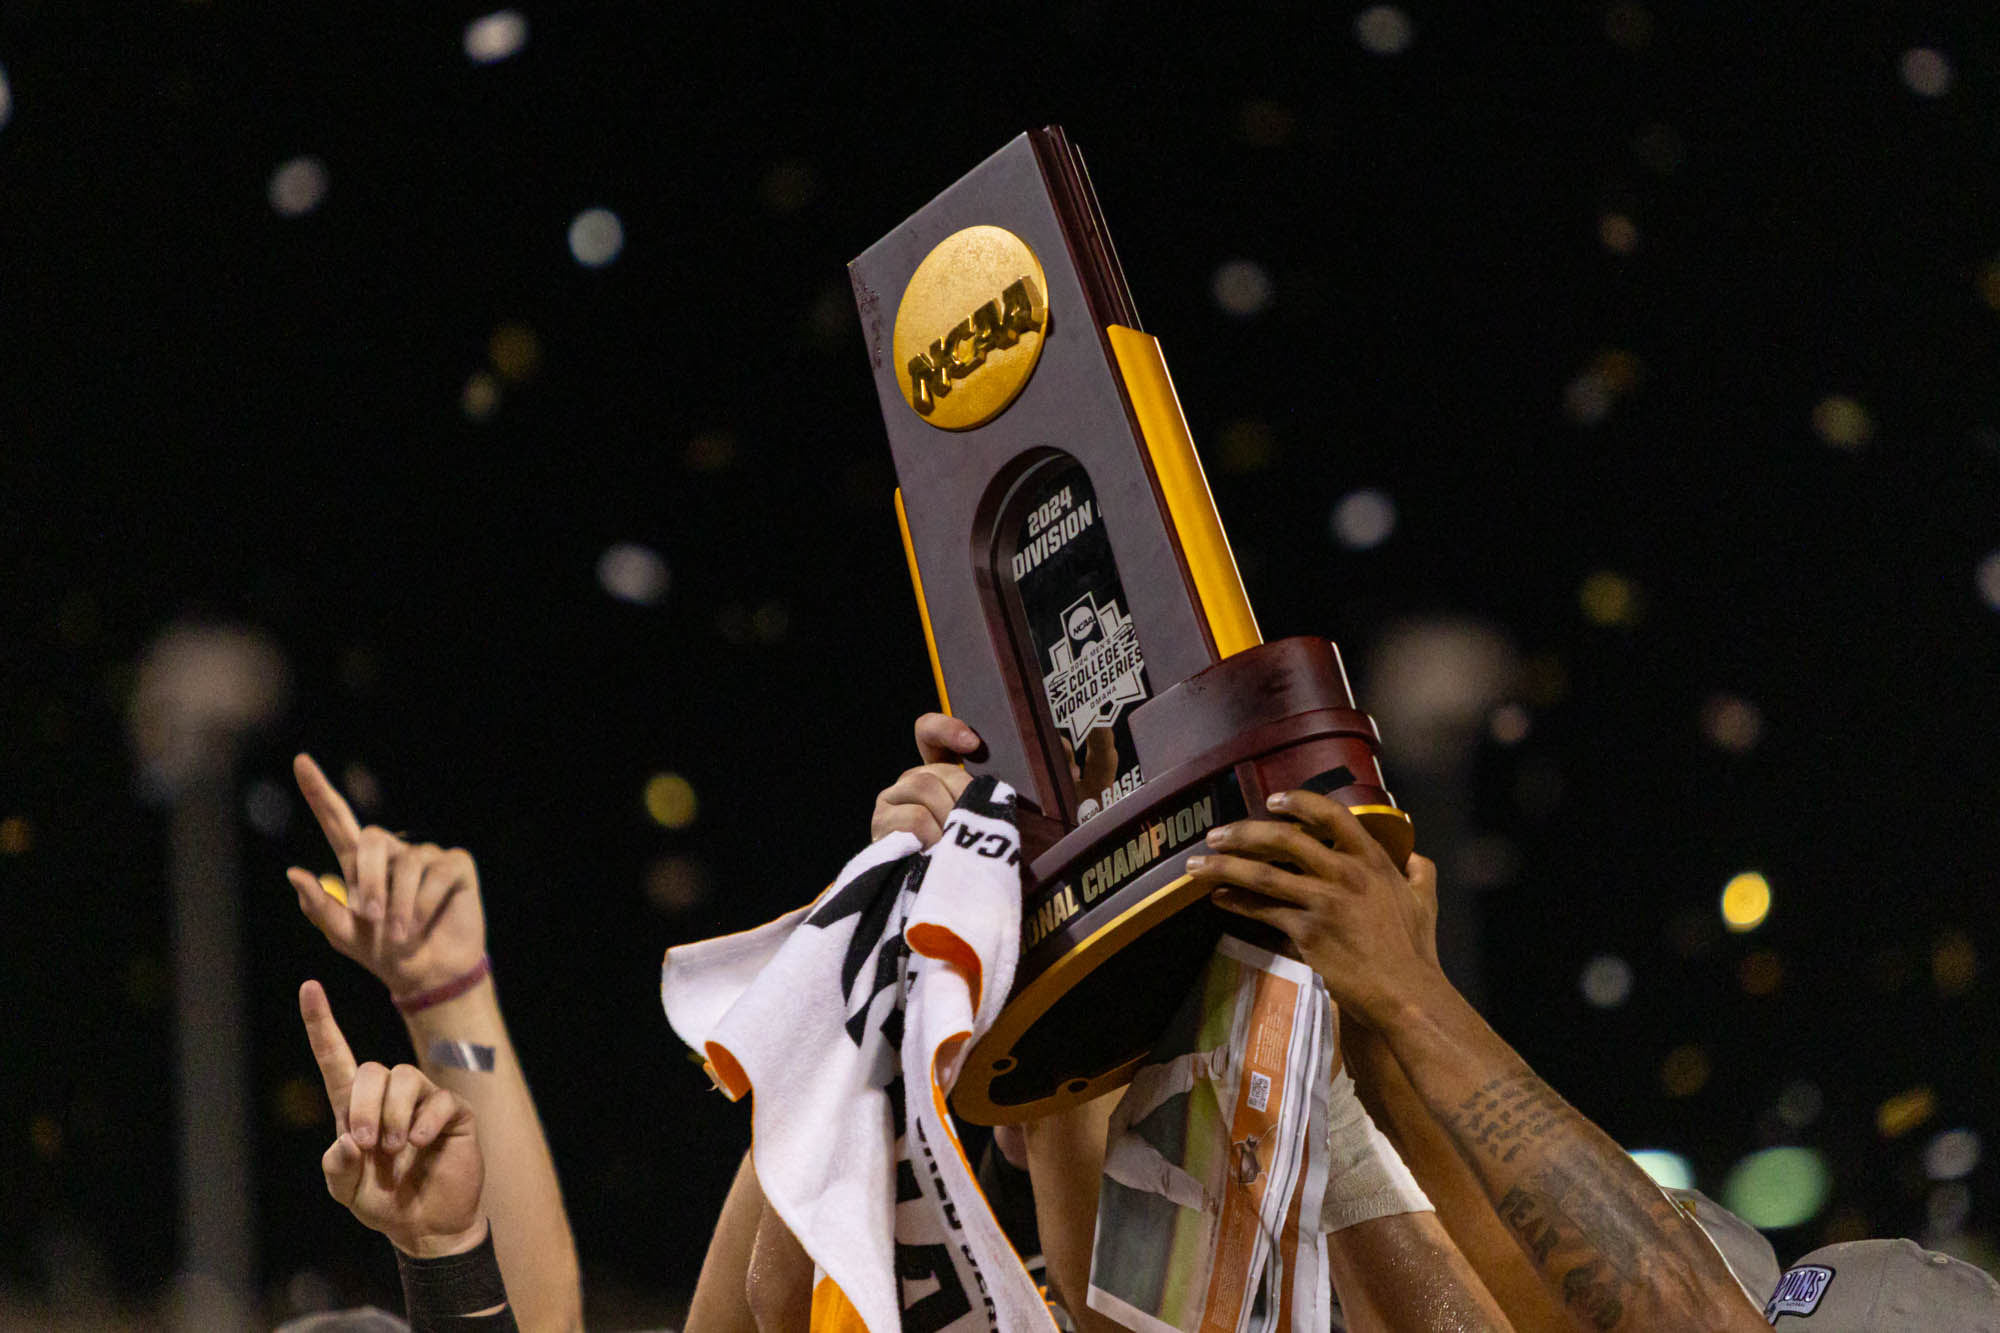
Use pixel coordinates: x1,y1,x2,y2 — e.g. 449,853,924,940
1404,853,1442,966
915,712,981,765
1404,853,1439,912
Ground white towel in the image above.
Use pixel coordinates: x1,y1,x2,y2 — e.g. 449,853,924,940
661,776,1055,1333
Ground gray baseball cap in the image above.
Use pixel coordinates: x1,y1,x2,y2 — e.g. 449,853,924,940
1666,1186,1782,1307
1766,1238,2000,1329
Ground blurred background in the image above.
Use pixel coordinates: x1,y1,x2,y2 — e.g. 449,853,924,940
3,1,1997,1327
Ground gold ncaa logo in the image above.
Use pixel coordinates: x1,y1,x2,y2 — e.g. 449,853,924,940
892,225,1049,430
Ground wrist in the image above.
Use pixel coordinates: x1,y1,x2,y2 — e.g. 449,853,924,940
394,1215,490,1260
1352,969,1459,1040
400,973,500,1032
394,955,493,1016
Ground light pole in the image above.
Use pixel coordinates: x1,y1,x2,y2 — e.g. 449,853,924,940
129,623,289,1332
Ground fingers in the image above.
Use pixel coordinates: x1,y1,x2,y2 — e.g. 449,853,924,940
385,843,440,943
289,867,362,950
1204,817,1347,884
914,712,981,766
872,765,972,848
408,1082,471,1150
1267,789,1385,862
346,1060,389,1150
872,802,943,847
300,981,359,1135
414,849,472,938
1200,876,1310,938
351,827,397,925
322,1133,363,1206
378,1063,428,1153
1184,850,1324,909
294,753,363,867
894,765,969,823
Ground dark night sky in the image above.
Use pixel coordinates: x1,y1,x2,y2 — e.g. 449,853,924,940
2,1,1997,1322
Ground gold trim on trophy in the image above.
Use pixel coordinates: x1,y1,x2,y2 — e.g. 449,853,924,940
953,870,1214,1123
892,225,1049,430
894,487,952,714
1106,324,1262,658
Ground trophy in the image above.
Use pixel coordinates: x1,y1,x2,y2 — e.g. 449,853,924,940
850,127,1412,1125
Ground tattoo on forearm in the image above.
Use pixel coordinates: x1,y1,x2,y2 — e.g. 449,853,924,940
1534,1163,1643,1276
1495,1184,1563,1265
1452,1075,1660,1330
1494,1178,1633,1330
1560,1260,1625,1331
427,1039,496,1072
1449,1073,1564,1164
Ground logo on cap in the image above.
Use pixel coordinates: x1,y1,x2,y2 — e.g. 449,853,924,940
1766,1265,1836,1319
892,225,1049,430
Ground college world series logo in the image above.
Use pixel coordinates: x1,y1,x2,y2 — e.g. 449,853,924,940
1042,591,1147,749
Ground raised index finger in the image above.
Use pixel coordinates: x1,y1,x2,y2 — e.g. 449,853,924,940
298,980,358,1135
293,753,362,862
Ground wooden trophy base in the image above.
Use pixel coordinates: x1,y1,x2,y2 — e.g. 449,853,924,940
951,636,1411,1124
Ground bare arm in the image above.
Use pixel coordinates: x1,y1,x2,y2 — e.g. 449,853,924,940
1343,1015,1571,1332
685,1150,781,1333
1020,1092,1126,1333
1187,792,1769,1333
397,977,581,1333
1370,982,1762,1333
288,754,583,1333
1327,1209,1514,1333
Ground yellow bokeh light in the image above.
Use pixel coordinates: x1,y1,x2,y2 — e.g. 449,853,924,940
685,431,738,473
1979,260,2000,312
1876,1085,1937,1139
1660,1043,1711,1098
461,370,500,421
644,772,698,830
1579,571,1640,627
1720,871,1772,932
1738,949,1783,996
0,815,31,857
1933,930,1979,995
1590,348,1643,393
273,1075,326,1131
1811,395,1872,449
488,322,541,382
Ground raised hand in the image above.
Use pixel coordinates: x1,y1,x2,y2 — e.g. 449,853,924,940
870,712,980,846
287,753,487,995
300,980,486,1258
1186,789,1445,1027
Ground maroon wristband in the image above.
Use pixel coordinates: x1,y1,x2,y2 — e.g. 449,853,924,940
394,955,493,1015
